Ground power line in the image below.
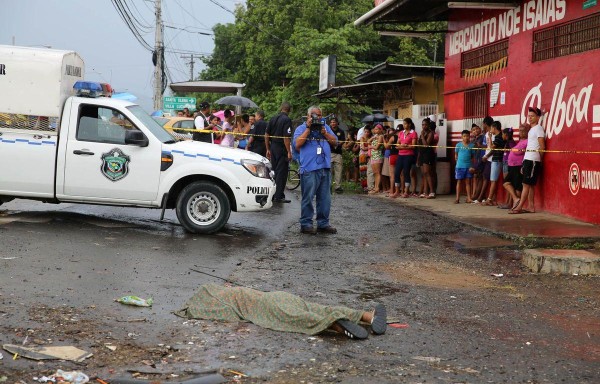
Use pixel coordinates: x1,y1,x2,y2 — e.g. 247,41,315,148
165,47,211,56
164,22,213,33
165,25,212,36
166,51,189,80
111,0,153,51
174,0,213,31
122,0,153,32
180,54,197,81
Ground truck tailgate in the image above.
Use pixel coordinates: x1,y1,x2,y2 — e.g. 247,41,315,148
0,130,57,198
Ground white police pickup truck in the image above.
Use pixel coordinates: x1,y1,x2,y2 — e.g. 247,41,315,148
0,45,274,234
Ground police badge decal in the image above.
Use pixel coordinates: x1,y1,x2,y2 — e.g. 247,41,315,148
101,148,131,181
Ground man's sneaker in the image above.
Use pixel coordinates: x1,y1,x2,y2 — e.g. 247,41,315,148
334,187,344,194
317,226,337,234
300,226,317,235
273,198,291,203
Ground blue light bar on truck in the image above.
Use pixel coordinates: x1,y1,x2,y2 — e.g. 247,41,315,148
73,81,104,98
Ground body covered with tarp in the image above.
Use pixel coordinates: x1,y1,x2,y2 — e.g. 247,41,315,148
175,283,363,335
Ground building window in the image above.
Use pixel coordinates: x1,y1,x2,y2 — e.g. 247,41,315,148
460,39,509,78
464,86,487,119
533,12,600,62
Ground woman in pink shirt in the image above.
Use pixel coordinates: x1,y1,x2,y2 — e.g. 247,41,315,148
391,118,418,198
502,124,529,209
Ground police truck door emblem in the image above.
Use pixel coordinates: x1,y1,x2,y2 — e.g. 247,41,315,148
101,148,130,181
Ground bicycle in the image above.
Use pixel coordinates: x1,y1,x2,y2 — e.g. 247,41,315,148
286,159,300,190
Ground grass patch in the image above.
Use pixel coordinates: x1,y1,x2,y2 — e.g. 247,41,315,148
338,181,364,194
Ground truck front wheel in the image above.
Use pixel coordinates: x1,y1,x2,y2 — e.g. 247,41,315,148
176,181,231,234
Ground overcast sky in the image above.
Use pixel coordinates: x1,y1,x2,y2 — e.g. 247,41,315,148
1,0,239,111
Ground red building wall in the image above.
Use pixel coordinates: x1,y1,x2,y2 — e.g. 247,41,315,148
444,0,600,224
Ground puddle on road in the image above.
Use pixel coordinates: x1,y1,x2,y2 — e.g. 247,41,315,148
444,232,524,264
461,248,524,262
373,260,490,290
446,233,516,250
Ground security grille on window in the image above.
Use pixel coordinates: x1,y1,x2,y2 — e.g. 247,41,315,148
463,86,487,130
460,40,509,78
533,12,600,62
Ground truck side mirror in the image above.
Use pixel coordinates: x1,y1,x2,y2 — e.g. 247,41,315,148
125,130,149,147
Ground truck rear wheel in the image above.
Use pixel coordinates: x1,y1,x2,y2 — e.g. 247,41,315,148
176,181,231,234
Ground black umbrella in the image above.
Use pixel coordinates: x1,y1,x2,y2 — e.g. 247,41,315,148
215,95,258,108
361,113,394,123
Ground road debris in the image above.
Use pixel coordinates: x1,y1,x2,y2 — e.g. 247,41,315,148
227,370,247,378
116,318,148,322
108,373,226,384
116,295,153,307
388,323,410,329
412,356,442,363
34,369,89,384
3,344,92,362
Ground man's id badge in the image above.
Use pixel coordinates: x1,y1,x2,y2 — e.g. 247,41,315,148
317,147,322,155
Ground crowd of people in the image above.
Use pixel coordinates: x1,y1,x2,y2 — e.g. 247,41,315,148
320,108,545,215
183,101,267,158
339,117,439,199
453,107,545,214
179,100,546,228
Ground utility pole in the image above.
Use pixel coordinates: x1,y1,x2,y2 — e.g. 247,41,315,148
181,54,195,81
153,0,163,111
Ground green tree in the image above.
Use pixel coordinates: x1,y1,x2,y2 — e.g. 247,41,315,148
194,0,444,121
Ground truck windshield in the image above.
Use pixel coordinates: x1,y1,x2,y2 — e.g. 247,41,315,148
127,105,177,143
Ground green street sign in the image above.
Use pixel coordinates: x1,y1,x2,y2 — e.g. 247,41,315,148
163,97,196,111
583,0,597,9
164,102,196,110
163,96,196,104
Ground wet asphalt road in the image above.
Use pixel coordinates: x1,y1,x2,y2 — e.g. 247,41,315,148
0,198,296,327
0,193,599,383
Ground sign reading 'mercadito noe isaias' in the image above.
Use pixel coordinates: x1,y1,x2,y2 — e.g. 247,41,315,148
449,0,567,56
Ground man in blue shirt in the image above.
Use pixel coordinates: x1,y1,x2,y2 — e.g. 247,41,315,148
293,106,339,235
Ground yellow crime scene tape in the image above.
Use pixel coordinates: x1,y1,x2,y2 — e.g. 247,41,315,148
165,127,600,155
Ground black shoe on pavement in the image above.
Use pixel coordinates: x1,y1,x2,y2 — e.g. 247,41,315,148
317,226,337,234
300,226,317,235
370,303,387,335
273,198,291,203
334,188,344,194
336,319,368,340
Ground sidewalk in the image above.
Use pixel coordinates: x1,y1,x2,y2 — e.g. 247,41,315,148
371,192,600,247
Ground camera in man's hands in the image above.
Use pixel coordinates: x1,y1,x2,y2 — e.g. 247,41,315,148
310,113,325,132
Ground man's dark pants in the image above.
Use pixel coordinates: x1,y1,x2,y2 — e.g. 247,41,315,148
271,144,288,200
